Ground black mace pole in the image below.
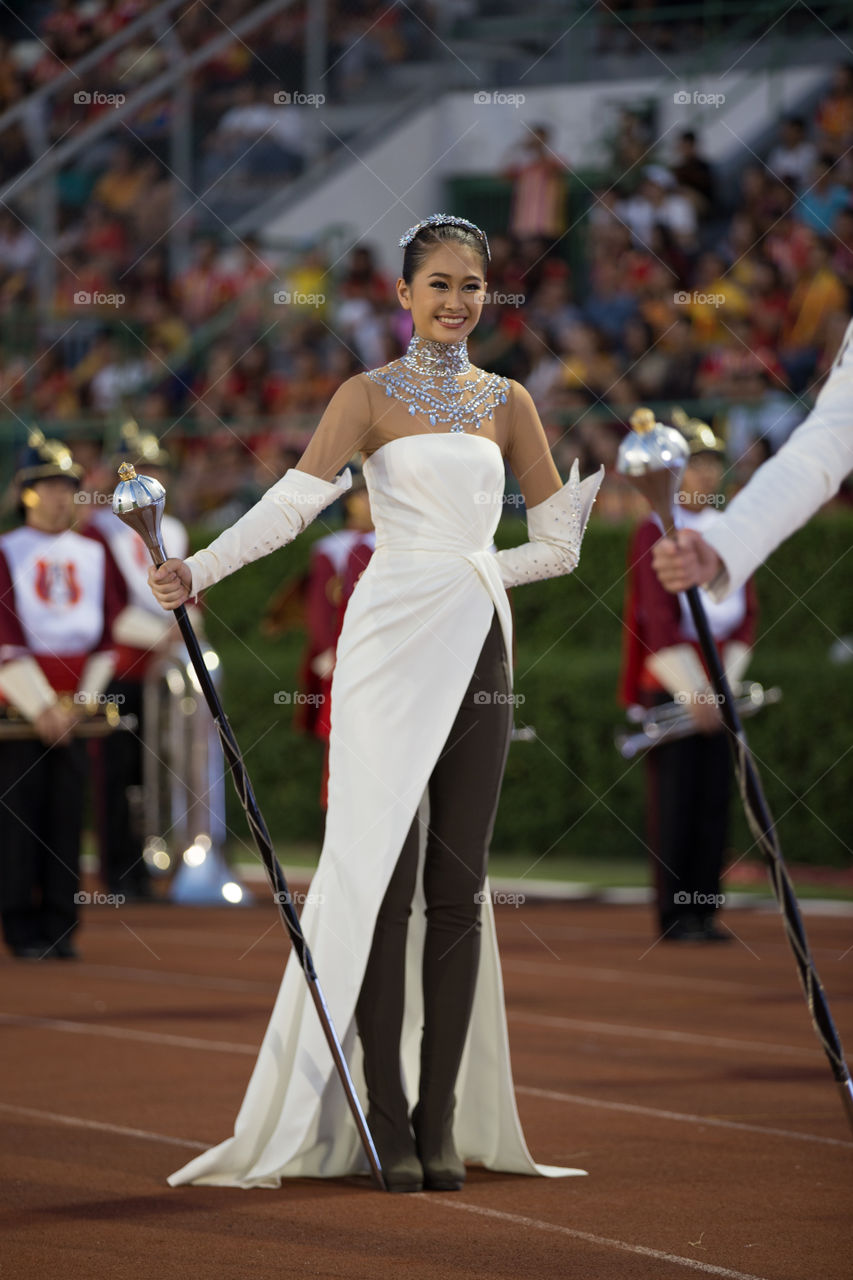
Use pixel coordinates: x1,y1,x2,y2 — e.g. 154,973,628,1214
112,462,387,1189
681,583,853,1130
617,410,853,1134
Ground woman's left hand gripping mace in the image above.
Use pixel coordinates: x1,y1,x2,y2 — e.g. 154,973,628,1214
112,461,387,1190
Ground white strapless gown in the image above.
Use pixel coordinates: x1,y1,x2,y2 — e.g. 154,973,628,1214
168,432,587,1187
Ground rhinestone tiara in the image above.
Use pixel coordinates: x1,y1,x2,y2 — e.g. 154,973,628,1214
399,214,490,261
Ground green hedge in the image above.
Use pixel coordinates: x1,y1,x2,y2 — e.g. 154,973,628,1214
198,509,853,867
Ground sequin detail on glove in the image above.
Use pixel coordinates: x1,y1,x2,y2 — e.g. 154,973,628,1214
494,461,604,588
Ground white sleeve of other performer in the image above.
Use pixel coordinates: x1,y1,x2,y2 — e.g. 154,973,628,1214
0,656,59,722
76,650,118,709
112,605,173,649
722,641,751,690
704,319,853,601
645,644,707,700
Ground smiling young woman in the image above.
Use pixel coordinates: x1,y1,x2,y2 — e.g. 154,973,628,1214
150,214,603,1194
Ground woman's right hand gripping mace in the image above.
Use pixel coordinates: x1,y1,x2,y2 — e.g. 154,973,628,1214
112,462,387,1188
617,408,853,1133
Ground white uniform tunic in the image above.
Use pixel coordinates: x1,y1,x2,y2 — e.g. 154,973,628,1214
0,526,108,664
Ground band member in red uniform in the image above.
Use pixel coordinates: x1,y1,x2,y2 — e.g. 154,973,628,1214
83,423,190,899
0,433,124,959
621,417,758,941
307,474,374,807
263,471,374,808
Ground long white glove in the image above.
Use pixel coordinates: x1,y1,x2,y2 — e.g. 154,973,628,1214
185,466,352,596
494,462,604,588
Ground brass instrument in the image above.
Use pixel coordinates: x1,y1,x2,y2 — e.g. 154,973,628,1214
140,640,229,890
0,696,137,740
616,682,782,758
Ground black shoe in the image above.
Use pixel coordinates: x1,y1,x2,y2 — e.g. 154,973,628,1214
46,938,80,960
11,942,50,961
662,914,708,942
412,1102,465,1191
697,917,732,943
121,881,155,904
663,914,731,943
367,1109,423,1193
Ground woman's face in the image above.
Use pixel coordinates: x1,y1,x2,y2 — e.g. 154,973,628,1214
396,241,486,344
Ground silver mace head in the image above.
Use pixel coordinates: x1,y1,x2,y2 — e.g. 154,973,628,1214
112,460,168,566
616,407,689,536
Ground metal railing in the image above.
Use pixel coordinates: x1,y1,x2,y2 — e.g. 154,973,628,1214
0,0,301,303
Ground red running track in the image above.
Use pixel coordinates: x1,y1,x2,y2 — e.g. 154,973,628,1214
1,898,851,1280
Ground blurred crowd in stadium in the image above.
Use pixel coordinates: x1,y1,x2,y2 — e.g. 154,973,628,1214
0,0,427,131
1,1,852,527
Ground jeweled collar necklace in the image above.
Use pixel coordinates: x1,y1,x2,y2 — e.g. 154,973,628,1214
365,329,509,431
400,332,471,376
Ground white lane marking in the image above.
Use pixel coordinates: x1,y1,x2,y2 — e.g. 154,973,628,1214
4,1009,817,1063
78,923,285,949
516,1086,853,1149
77,917,852,964
0,1013,256,1055
0,1102,785,1278
504,958,766,995
425,1200,773,1280
34,956,762,999
504,921,850,959
509,1012,820,1059
0,1102,206,1150
3,1009,820,1064
69,962,274,994
2,1014,843,1149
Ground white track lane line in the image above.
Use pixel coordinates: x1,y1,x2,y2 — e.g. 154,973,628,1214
0,1103,779,1279
69,962,274,994
69,957,767,998
499,922,849,959
424,1200,774,1280
1,1013,844,1148
80,919,849,963
0,1102,206,1150
515,1086,853,1149
0,1013,256,1055
509,1012,821,1058
504,958,767,995
2,1009,819,1061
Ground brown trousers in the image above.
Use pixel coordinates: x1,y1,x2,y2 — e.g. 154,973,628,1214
356,609,513,1132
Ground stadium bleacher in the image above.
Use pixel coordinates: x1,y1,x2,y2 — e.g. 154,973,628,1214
0,0,851,523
